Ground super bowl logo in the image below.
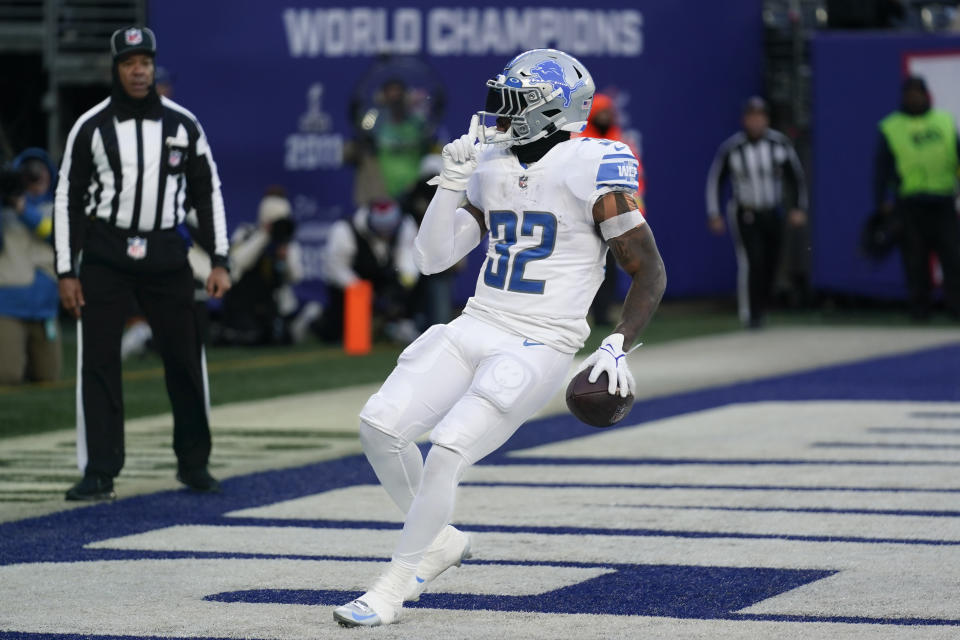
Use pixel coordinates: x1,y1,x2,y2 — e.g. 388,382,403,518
125,28,143,45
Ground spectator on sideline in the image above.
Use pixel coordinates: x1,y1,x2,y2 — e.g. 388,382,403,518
372,79,435,201
875,75,960,320
219,187,309,345
316,198,419,344
0,149,61,384
346,79,436,207
706,96,808,328
55,27,231,501
401,154,461,329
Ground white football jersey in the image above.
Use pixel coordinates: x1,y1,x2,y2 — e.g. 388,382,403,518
464,137,643,353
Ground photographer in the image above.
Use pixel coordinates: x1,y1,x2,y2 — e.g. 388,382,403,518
0,149,61,384
218,187,305,345
316,198,420,345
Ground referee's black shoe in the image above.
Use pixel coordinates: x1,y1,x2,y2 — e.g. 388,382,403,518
177,466,221,493
65,473,116,501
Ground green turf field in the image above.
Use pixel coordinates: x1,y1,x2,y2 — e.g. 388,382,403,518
0,300,951,439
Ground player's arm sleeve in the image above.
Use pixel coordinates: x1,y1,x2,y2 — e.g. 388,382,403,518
53,120,94,278
184,118,229,270
782,142,808,211
322,220,360,289
413,186,483,275
705,144,730,220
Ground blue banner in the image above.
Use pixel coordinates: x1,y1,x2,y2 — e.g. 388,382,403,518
150,1,763,302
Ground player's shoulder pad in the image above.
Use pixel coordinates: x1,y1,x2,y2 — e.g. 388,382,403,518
563,137,640,201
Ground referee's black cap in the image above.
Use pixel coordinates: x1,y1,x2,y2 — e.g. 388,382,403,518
110,26,156,60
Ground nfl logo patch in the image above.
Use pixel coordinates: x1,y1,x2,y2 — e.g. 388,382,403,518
168,149,182,168
125,28,143,45
126,236,148,260
518,175,528,190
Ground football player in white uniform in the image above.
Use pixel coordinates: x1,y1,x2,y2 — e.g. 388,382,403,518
334,49,666,628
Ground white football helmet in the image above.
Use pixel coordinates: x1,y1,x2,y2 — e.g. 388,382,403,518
478,49,595,146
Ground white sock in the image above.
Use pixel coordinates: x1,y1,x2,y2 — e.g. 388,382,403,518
370,559,417,605
393,445,468,567
359,420,423,514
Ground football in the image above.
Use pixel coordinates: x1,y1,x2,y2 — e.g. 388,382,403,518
565,369,635,427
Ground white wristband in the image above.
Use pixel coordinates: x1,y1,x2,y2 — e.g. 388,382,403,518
599,209,645,241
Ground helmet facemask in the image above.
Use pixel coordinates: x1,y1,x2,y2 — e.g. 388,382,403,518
478,79,567,146
476,50,595,148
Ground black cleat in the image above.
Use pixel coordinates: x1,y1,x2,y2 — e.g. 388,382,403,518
65,474,116,501
177,467,221,493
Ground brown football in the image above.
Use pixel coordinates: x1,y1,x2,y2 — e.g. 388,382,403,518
565,369,635,427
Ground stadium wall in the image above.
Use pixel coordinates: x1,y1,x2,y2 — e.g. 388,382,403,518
149,1,764,302
810,31,960,299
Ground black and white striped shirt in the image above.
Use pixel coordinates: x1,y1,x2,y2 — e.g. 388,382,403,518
705,129,808,219
53,95,229,277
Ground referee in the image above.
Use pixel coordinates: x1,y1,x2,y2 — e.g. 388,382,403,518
706,97,808,328
55,27,231,500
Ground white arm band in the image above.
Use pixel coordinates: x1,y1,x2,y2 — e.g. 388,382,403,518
599,209,646,241
414,187,483,275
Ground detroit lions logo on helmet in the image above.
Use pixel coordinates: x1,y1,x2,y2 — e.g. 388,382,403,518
529,60,586,108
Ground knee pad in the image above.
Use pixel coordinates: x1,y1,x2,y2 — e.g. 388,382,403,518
359,419,408,459
358,392,402,434
359,396,426,451
470,354,533,413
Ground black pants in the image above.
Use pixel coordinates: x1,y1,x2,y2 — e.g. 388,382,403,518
897,197,960,318
731,207,782,326
78,261,210,478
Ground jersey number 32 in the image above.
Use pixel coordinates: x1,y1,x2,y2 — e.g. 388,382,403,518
483,210,558,295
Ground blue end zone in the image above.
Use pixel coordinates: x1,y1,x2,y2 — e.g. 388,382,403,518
2,342,959,634
206,562,836,618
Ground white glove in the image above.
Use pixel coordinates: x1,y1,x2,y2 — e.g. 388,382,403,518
427,115,483,192
579,333,636,398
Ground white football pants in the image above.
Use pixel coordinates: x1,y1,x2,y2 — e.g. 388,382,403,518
358,314,573,565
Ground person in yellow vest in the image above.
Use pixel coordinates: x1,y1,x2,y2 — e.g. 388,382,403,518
875,76,960,320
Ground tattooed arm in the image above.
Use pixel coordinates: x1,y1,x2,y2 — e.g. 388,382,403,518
592,191,667,347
